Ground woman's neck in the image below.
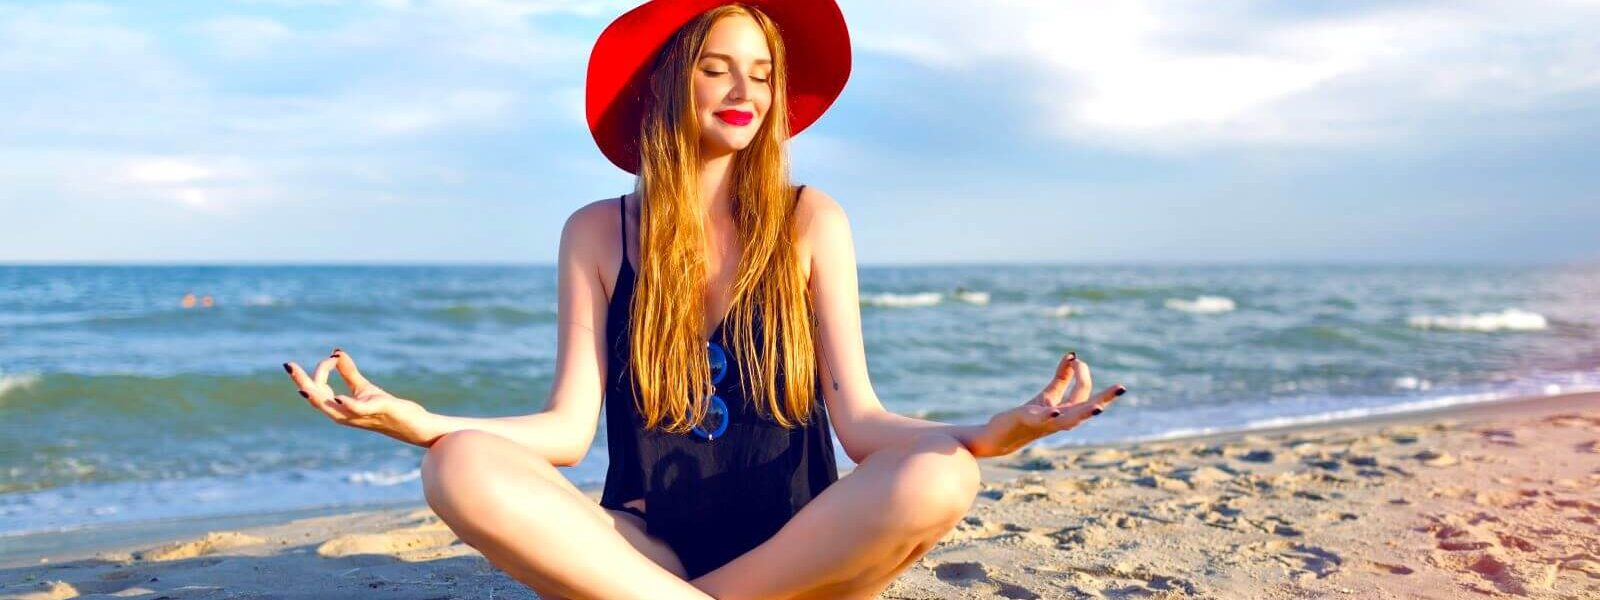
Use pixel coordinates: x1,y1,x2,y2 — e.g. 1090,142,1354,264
698,152,736,223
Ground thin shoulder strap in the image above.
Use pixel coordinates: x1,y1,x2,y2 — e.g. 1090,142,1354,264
795,184,807,201
617,194,628,267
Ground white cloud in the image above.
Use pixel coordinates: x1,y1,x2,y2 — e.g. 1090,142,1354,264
124,158,213,184
848,0,1600,149
198,16,291,58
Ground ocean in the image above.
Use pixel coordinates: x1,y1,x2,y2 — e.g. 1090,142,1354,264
2,264,1597,538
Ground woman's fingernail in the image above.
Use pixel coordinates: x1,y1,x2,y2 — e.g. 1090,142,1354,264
334,398,343,404
1092,408,1104,415
282,363,293,374
1114,386,1127,396
298,391,309,399
1066,352,1076,361
1050,410,1061,418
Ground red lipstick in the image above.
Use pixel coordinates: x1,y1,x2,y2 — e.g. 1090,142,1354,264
714,110,754,126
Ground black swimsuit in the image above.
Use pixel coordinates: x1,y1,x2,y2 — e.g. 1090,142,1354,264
599,187,840,579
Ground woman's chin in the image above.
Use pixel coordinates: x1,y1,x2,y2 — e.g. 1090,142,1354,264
701,138,755,158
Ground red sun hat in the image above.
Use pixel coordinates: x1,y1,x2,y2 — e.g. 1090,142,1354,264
586,0,852,175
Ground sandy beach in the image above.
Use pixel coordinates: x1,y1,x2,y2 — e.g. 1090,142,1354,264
4,392,1596,599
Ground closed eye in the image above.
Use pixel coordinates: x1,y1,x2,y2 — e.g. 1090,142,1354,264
702,69,769,83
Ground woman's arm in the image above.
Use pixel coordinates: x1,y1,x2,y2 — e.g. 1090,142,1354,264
799,188,984,463
411,201,617,465
800,189,1125,463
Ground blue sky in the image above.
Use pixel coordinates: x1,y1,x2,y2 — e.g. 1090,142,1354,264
2,0,1597,264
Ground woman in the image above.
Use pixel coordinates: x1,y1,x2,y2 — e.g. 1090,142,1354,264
283,1,1124,598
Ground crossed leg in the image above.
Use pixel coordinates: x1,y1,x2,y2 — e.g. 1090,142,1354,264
420,429,706,599
690,431,982,599
421,429,980,600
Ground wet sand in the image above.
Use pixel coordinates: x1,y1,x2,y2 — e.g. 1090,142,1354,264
4,392,1597,599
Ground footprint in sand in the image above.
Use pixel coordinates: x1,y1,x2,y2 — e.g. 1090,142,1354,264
1414,449,1459,467
1365,559,1415,575
1054,562,1203,597
945,516,1053,547
929,561,1041,599
132,531,265,561
1429,550,1558,595
1557,554,1600,579
1380,425,1426,444
1315,511,1359,524
1544,414,1600,429
1477,428,1520,446
1242,540,1343,580
1245,515,1303,537
316,523,462,559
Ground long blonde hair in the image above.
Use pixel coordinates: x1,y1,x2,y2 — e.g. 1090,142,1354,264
629,4,816,433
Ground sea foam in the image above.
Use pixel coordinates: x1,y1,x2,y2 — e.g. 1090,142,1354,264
1165,295,1236,314
1407,308,1548,332
347,468,422,486
953,290,990,305
0,374,40,401
861,292,942,308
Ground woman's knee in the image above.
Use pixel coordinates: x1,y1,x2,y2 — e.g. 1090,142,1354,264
421,430,551,517
878,432,981,534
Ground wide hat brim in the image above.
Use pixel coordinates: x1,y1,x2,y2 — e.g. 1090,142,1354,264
585,0,851,175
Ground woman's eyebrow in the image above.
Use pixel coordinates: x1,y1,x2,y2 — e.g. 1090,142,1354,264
699,51,772,66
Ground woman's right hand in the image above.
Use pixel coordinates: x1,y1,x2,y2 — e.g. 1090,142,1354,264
284,348,436,447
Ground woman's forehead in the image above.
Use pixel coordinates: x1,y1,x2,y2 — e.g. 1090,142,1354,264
699,14,772,63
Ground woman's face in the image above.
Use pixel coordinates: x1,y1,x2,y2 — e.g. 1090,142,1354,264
693,14,773,157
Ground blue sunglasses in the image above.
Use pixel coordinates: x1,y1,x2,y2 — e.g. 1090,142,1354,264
692,341,730,441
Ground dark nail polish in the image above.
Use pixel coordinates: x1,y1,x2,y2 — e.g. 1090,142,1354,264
334,398,343,404
1066,352,1077,361
1114,386,1127,396
1092,408,1104,415
298,391,309,398
1050,410,1061,418
282,363,292,374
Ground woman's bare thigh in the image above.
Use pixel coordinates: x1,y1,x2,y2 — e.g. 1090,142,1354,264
420,430,693,596
601,506,688,579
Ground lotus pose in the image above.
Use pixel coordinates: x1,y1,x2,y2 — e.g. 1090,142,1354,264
283,1,1124,598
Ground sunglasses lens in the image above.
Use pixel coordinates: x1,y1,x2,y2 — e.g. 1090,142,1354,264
692,394,729,440
708,341,728,385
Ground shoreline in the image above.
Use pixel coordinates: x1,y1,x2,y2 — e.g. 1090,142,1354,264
3,390,1593,570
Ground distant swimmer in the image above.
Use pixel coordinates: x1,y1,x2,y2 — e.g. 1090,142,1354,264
181,292,197,309
201,295,214,308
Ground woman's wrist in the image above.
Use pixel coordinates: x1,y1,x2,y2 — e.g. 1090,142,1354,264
407,407,451,448
965,419,1005,459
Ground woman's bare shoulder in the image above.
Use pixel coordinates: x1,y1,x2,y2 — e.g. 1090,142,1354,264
794,184,846,236
793,185,851,283
559,196,627,274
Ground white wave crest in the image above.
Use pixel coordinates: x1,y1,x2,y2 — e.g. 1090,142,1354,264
1050,304,1080,318
861,292,942,308
1407,308,1548,332
347,468,422,486
953,290,990,305
244,294,282,306
1165,295,1236,314
0,374,41,401
1393,376,1433,391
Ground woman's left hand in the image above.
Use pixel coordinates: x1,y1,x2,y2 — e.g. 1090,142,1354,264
965,352,1125,459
